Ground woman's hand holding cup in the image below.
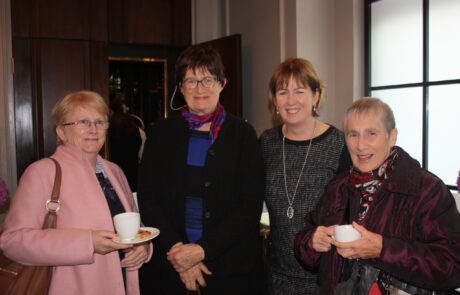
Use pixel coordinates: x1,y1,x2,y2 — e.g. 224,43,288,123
332,222,383,260
91,230,133,255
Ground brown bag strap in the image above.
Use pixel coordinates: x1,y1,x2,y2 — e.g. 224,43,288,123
42,158,62,229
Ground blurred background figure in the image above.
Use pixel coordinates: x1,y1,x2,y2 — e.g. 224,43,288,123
109,96,142,192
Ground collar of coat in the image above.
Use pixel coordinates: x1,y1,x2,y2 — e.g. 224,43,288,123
342,146,422,199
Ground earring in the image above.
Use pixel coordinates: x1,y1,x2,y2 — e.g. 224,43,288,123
312,105,319,116
276,110,280,115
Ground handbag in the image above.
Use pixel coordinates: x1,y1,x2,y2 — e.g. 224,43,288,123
335,260,380,295
334,259,443,295
0,158,62,295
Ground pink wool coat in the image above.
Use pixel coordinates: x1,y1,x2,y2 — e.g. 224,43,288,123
0,144,148,295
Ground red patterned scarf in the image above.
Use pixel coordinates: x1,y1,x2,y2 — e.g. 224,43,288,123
180,102,226,144
350,147,398,224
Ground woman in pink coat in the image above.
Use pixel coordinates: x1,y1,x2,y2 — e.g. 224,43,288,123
0,90,151,295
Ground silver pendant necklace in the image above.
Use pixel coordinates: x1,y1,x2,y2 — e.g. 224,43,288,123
282,120,317,219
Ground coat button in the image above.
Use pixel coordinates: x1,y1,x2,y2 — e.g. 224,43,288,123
204,181,211,188
209,149,215,156
204,211,211,219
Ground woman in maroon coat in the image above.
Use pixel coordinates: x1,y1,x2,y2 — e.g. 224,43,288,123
294,98,460,294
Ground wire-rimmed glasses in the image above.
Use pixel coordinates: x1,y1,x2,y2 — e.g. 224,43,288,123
62,119,110,129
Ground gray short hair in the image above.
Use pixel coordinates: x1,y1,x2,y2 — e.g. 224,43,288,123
344,97,395,134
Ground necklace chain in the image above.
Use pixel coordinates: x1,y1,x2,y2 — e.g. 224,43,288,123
282,120,317,219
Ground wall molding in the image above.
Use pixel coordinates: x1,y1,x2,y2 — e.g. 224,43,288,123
0,0,18,196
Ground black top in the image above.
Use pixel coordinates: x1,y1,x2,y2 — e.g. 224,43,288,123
137,112,265,294
259,125,350,292
108,112,142,191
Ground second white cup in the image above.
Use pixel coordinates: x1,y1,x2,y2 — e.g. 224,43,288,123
113,212,140,241
333,224,361,242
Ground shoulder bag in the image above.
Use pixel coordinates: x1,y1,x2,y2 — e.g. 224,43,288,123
0,158,61,295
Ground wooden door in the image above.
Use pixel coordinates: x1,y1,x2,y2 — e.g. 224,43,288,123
13,39,108,178
109,0,191,45
196,34,243,117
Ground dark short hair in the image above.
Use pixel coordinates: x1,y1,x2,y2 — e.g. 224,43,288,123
175,45,225,86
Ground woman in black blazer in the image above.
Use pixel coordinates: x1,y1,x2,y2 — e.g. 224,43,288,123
137,44,265,295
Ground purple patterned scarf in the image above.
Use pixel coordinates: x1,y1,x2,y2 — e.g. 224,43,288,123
350,147,398,224
180,102,226,144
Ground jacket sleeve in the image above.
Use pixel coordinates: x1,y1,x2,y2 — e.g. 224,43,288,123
373,177,460,290
294,184,339,271
0,161,94,266
197,123,264,261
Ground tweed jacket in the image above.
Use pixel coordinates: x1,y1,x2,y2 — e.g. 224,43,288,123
294,146,460,294
137,112,264,293
0,144,144,295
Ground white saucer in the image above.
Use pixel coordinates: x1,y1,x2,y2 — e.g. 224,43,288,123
113,227,160,244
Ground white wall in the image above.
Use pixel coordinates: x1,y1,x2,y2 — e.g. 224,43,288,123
228,0,281,134
193,0,364,135
192,0,226,43
295,0,337,126
292,0,363,129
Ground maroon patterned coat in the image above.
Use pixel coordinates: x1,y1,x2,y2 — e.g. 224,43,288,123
294,146,460,294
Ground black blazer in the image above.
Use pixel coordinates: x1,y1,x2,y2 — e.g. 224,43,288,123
137,112,264,293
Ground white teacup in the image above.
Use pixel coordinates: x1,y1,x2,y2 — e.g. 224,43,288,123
113,212,140,241
333,224,361,242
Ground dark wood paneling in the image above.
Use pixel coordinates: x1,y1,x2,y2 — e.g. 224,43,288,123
38,0,90,39
11,0,107,41
11,0,37,38
13,38,39,179
109,0,172,44
11,0,192,178
109,0,191,46
124,0,171,44
40,39,91,157
89,0,108,41
171,0,192,45
90,42,109,100
108,0,124,43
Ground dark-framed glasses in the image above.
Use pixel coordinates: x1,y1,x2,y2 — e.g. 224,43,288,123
62,119,110,129
182,76,217,89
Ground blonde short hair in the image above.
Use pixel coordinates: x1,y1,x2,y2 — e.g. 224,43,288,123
51,90,109,126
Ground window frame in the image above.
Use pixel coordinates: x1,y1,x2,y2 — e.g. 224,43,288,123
364,0,460,190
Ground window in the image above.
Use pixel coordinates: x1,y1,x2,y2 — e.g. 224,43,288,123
365,0,460,189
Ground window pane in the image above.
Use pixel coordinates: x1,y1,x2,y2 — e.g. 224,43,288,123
429,0,460,81
371,0,423,86
428,85,460,186
371,88,423,163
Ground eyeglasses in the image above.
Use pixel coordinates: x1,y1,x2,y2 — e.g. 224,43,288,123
182,76,217,89
62,119,110,129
